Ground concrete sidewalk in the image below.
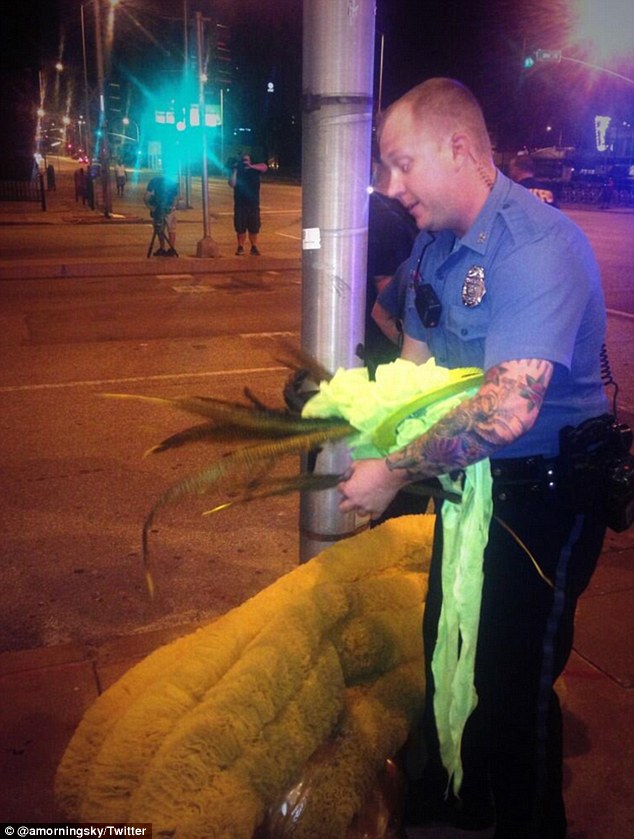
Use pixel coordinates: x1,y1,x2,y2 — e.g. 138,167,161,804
0,161,302,280
0,526,632,834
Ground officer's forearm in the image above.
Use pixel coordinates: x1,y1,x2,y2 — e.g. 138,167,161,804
385,358,554,478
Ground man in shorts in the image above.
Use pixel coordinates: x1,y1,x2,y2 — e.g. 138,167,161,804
228,153,268,255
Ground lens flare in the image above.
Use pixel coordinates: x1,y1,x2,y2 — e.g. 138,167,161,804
569,0,634,65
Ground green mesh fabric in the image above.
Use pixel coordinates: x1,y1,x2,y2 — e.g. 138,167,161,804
434,463,492,796
303,358,493,794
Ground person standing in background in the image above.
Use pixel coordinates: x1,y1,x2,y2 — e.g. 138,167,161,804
144,174,179,257
115,161,127,197
228,153,268,255
508,154,559,207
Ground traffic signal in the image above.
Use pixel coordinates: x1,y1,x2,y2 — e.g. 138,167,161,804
213,24,233,86
523,49,562,70
107,82,123,121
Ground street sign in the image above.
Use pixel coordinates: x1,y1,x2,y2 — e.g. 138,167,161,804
536,49,562,63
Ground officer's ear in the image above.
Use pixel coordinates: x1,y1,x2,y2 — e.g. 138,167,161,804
449,132,470,169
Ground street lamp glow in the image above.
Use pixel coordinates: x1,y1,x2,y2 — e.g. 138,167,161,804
569,0,634,64
122,116,140,142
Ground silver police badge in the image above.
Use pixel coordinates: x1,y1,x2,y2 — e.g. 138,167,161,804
462,265,486,307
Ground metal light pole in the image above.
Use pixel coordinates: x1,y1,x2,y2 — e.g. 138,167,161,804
299,0,376,562
182,0,193,208
220,88,225,170
80,3,93,162
35,71,45,158
93,0,113,217
195,12,219,257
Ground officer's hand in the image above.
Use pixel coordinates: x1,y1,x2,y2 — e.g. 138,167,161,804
338,459,407,519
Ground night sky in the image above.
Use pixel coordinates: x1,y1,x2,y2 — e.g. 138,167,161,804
2,0,633,160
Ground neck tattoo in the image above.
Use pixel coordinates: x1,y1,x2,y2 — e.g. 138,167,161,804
477,162,495,192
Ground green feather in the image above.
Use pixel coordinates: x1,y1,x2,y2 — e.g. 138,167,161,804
271,337,333,382
145,417,333,455
104,392,342,438
142,422,354,594
202,473,343,514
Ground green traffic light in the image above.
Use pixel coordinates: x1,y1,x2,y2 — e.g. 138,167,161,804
523,55,535,69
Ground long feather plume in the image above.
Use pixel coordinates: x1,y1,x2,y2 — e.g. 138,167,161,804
144,416,342,456
144,422,253,456
107,345,462,598
202,473,344,515
141,421,354,596
200,474,462,516
104,392,341,439
271,336,334,383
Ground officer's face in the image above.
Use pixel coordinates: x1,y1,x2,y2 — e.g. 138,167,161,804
380,104,455,232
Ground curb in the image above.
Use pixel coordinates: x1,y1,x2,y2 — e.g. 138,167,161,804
0,255,302,281
0,213,147,226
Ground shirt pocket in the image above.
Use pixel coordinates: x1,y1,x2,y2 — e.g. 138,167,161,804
445,302,490,342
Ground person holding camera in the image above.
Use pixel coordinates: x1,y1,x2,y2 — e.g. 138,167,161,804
144,174,178,257
228,153,268,255
338,78,616,839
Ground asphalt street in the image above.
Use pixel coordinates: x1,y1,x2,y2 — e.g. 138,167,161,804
0,162,632,653
0,161,305,651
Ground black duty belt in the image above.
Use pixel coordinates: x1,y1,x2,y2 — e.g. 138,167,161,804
490,456,561,503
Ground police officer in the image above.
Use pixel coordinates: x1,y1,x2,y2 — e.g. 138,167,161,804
338,78,610,838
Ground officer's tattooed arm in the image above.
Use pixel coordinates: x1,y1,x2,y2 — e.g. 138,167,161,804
385,358,554,479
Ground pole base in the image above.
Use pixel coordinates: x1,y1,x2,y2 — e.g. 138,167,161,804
196,236,220,258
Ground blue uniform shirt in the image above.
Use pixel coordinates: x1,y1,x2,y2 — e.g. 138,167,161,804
403,171,608,458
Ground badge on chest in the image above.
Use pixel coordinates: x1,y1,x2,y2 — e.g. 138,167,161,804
462,265,486,307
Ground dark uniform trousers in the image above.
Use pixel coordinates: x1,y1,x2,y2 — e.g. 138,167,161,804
421,476,607,838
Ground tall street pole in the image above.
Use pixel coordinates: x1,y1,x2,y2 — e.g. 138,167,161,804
299,0,376,562
195,12,219,257
80,4,93,161
93,0,113,217
183,0,192,208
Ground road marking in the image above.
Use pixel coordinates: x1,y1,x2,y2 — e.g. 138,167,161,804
0,366,290,393
275,231,302,240
239,330,297,338
213,209,301,216
172,285,214,293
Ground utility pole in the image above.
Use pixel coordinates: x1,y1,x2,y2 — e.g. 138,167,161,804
93,0,113,217
195,12,219,257
80,4,93,162
299,0,376,562
183,0,192,208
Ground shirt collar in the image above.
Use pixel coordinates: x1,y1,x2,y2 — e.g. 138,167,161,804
458,170,511,254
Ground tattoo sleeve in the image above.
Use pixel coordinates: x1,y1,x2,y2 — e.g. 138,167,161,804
385,359,554,479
